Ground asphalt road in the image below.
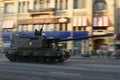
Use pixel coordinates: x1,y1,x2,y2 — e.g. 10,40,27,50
0,53,120,80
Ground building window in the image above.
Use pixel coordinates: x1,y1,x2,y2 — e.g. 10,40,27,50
74,0,86,9
23,2,26,12
23,25,28,31
59,24,62,31
74,0,78,9
18,25,28,32
33,24,39,31
18,2,21,12
2,29,12,32
46,24,51,31
34,1,39,9
54,24,58,31
94,1,106,11
23,1,29,12
40,0,44,9
60,0,63,10
40,24,43,30
18,1,29,13
55,0,68,10
4,3,14,14
59,23,67,31
18,25,23,32
73,27,86,31
47,0,51,8
55,0,58,10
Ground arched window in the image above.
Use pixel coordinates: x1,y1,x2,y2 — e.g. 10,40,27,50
94,1,106,11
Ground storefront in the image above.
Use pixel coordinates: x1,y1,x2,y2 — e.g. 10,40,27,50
72,16,89,55
17,18,69,32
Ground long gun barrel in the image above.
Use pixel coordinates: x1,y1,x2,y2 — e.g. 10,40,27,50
48,33,114,43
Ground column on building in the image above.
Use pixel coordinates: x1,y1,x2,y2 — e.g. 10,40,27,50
62,0,66,10
44,0,47,9
67,0,73,54
57,0,60,10
50,0,55,8
43,24,46,31
107,27,114,49
86,27,93,54
50,24,54,31
13,0,18,32
28,24,33,32
24,1,29,12
85,38,89,54
81,40,85,54
80,32,87,54
62,23,66,31
87,0,93,54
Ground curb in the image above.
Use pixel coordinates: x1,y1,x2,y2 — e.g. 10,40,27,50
70,57,118,60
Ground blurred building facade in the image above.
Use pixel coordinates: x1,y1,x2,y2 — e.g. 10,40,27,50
0,0,116,55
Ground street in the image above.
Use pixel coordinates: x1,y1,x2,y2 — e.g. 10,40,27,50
0,53,120,80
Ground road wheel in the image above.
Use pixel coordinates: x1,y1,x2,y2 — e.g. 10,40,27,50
48,58,56,64
5,53,16,62
29,56,39,63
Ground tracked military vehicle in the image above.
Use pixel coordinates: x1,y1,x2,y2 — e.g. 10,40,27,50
3,26,114,63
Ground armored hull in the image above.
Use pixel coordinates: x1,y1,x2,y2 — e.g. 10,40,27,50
5,47,70,63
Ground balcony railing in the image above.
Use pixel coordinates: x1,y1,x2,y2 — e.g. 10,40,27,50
28,8,55,15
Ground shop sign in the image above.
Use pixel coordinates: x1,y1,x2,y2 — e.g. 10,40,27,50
100,45,108,49
18,18,68,24
58,18,68,23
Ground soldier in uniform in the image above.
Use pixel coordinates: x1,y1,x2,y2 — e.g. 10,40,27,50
34,29,39,36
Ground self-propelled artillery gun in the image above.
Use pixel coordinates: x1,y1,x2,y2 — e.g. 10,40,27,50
2,27,114,63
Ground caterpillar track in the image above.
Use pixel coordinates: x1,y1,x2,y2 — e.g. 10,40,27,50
5,53,70,64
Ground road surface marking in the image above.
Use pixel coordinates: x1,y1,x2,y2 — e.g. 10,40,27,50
50,71,81,76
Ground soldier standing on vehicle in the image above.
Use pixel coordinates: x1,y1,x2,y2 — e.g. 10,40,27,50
34,29,39,36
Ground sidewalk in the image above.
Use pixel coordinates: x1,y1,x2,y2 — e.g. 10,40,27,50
0,53,8,61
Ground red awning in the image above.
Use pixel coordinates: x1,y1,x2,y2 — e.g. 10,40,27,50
2,20,14,28
93,17,110,27
72,17,88,26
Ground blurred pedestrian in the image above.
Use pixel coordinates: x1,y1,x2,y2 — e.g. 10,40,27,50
96,50,100,58
106,51,111,58
115,49,120,59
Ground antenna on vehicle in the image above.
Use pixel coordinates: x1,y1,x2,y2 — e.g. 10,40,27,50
39,19,46,36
